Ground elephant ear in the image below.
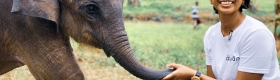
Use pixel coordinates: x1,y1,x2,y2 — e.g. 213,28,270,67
11,0,60,33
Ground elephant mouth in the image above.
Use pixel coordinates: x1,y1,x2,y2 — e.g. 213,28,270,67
77,31,103,49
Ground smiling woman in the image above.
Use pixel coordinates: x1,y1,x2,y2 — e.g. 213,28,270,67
163,0,280,80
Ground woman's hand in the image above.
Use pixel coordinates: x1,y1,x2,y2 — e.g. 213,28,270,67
162,63,197,80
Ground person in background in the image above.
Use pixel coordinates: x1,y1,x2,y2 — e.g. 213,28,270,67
191,1,201,30
163,0,280,80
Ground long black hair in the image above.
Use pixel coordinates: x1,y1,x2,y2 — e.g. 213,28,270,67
213,0,251,14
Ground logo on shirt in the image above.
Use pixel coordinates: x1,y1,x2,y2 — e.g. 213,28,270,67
226,55,240,61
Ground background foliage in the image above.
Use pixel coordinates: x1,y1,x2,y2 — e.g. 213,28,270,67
123,0,274,16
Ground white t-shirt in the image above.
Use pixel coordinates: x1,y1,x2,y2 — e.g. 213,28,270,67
204,15,280,80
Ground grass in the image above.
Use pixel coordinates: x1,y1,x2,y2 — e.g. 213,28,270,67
125,21,208,70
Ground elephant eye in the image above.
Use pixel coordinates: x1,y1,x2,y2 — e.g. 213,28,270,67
87,5,99,12
84,4,101,18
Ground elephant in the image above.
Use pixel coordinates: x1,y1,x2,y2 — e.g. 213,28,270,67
0,0,173,80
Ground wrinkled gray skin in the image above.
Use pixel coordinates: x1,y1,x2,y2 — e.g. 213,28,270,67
0,0,173,80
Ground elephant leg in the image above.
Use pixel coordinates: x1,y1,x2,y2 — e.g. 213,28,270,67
0,61,24,75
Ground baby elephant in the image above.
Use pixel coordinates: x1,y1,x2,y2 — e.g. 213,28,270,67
0,0,172,80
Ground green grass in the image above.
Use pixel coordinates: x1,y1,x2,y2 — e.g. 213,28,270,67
122,22,210,73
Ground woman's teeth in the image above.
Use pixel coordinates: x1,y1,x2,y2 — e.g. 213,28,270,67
220,1,233,5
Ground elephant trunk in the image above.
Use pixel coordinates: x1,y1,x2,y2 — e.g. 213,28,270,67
113,47,173,80
103,32,173,80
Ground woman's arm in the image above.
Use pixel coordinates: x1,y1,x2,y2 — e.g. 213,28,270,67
162,64,264,80
162,63,215,80
206,65,216,79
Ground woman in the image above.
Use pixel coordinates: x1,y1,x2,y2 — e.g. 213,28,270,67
163,0,280,80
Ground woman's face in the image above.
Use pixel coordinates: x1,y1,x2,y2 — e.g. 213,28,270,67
210,0,243,14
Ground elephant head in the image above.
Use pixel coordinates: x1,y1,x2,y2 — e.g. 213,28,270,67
11,0,173,79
